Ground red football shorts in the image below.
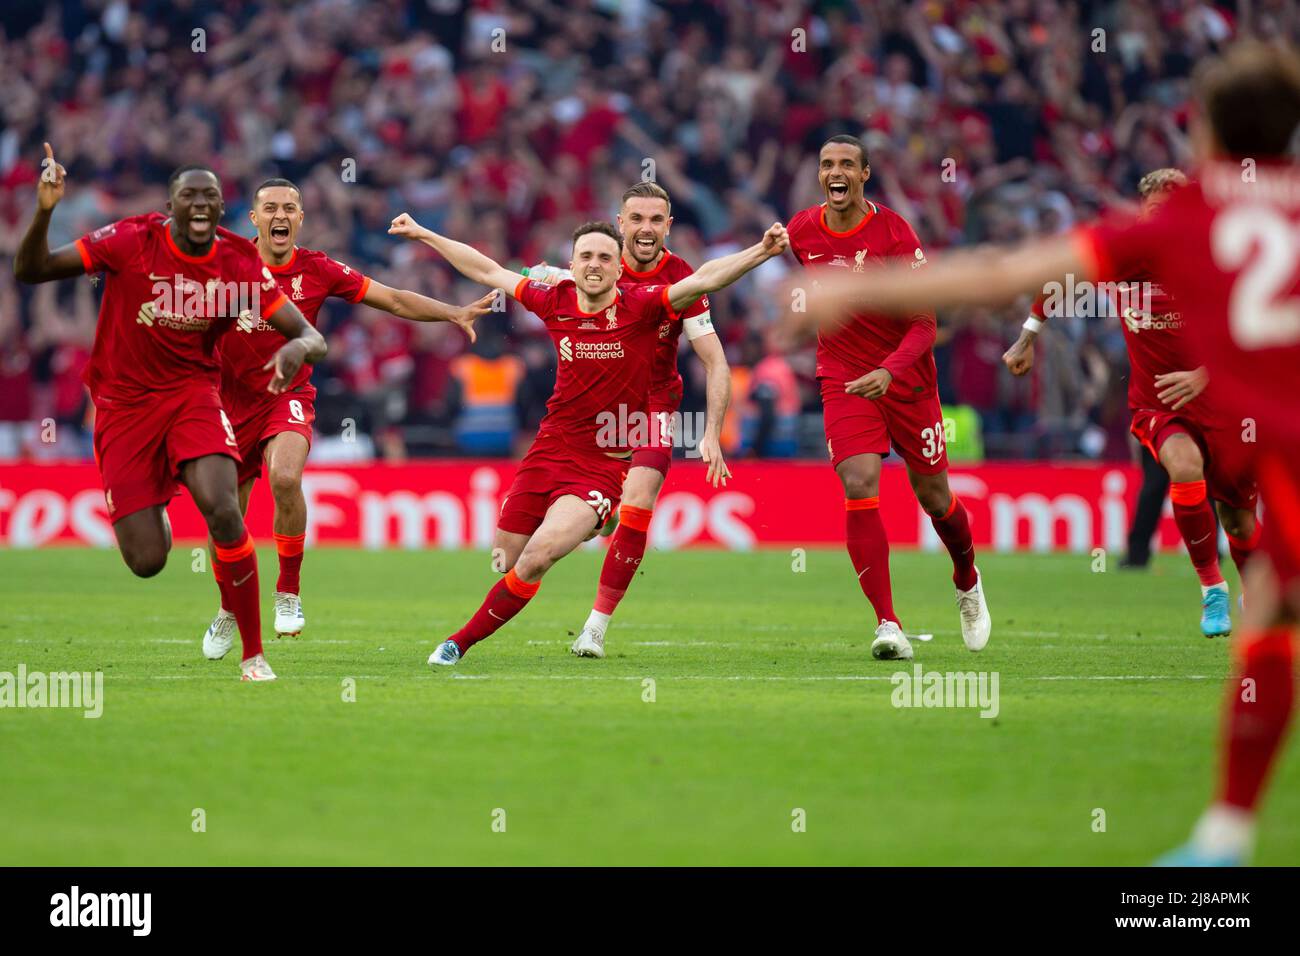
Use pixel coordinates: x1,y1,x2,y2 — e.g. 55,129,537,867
499,431,630,536
629,386,681,476
225,385,316,486
92,384,240,524
1129,409,1258,512
820,379,948,474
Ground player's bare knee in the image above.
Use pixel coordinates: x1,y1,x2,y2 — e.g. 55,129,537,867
123,546,167,578
203,500,244,542
513,549,550,582
919,489,951,517
268,466,301,503
839,471,879,500
1162,443,1204,484
1218,507,1254,540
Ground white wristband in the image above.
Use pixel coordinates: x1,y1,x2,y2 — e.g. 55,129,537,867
1022,316,1043,334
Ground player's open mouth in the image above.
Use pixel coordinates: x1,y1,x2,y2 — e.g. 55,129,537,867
271,224,291,241
828,182,849,200
635,236,656,252
189,215,212,235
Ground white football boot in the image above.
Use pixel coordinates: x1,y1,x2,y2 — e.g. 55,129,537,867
871,620,913,660
239,653,277,682
571,625,606,658
428,640,462,667
274,591,305,637
203,609,237,660
956,568,991,652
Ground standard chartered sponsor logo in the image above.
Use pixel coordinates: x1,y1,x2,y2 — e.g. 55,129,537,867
144,275,263,331
558,336,624,362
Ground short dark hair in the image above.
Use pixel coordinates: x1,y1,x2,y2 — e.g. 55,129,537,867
254,177,302,203
571,220,622,250
621,181,671,215
821,134,869,168
168,164,220,195
1195,42,1300,157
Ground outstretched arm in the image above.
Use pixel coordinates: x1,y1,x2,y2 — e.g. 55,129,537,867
261,299,328,394
362,280,495,343
388,213,524,296
14,143,87,284
789,235,1087,333
666,222,788,312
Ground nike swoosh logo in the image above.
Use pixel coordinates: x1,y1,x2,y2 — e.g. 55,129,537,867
1190,533,1212,545
858,567,870,577
488,610,504,621
928,456,943,465
807,254,823,260
148,273,175,282
233,571,254,587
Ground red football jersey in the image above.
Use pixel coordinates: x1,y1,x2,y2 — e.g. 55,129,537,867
1030,273,1225,427
788,201,937,399
617,250,709,399
218,246,370,402
75,213,287,403
1076,161,1300,444
513,277,680,454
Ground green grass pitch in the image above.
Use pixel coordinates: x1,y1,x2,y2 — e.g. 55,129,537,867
0,545,1295,866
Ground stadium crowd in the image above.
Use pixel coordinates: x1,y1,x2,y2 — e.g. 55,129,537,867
1,0,1293,463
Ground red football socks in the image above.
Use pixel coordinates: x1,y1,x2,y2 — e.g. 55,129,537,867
1219,627,1296,811
451,568,541,654
212,529,262,661
274,531,305,594
1170,480,1224,587
593,505,653,615
846,497,898,625
931,495,978,591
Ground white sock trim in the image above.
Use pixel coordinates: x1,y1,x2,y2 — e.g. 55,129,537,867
585,610,611,633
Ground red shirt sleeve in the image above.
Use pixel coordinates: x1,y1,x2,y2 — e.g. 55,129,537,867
324,257,371,303
627,284,679,325
878,214,937,380
513,277,559,318
76,219,142,274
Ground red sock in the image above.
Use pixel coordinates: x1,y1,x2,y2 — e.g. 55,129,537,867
1170,480,1224,586
274,532,305,594
594,505,653,615
931,495,978,591
1219,628,1296,810
213,530,262,661
846,497,898,625
451,568,540,654
1226,520,1262,581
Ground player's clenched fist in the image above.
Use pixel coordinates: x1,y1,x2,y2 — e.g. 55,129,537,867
1002,332,1036,376
388,213,427,240
37,143,67,211
761,222,789,256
